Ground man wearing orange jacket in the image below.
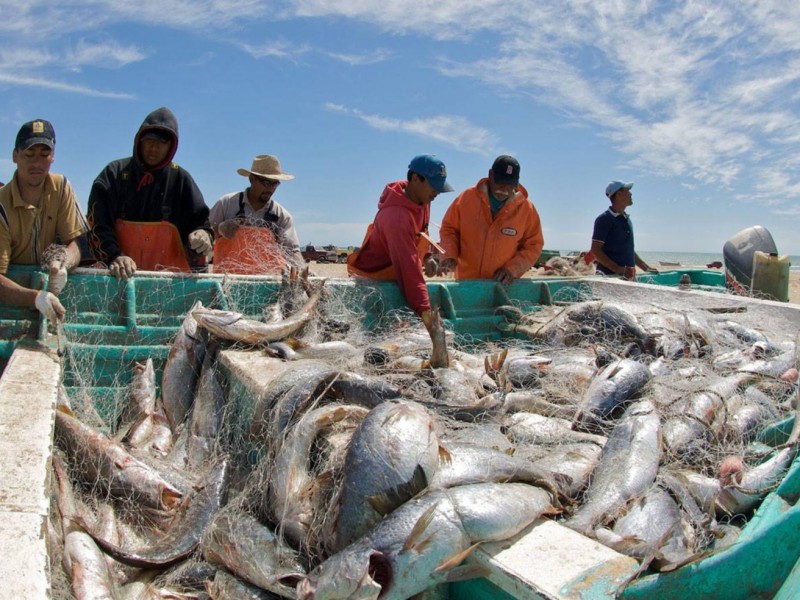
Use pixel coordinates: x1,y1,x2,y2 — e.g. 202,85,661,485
438,155,543,284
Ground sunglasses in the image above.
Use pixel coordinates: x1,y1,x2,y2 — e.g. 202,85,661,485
254,175,280,187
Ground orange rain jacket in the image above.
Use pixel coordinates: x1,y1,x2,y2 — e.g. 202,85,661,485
439,179,544,279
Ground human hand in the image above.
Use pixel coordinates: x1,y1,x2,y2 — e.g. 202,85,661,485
189,229,214,257
218,220,241,240
35,290,65,326
47,262,68,295
493,268,514,285
622,266,636,281
438,258,457,275
109,255,137,280
646,267,659,274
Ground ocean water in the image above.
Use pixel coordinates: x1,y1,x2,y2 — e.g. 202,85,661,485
560,250,800,271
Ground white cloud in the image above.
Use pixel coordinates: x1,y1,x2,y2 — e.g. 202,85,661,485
330,105,497,154
0,73,134,99
64,40,146,69
240,40,312,60
326,49,393,66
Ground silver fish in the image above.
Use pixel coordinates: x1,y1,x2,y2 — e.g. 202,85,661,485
594,484,695,571
53,454,121,600
208,569,285,600
54,407,183,510
716,411,799,516
572,358,652,432
186,350,227,471
429,442,561,502
193,283,325,345
530,442,603,500
202,509,305,598
162,300,206,430
116,358,157,438
663,374,749,462
87,459,229,568
566,400,662,536
332,400,442,552
504,412,607,447
298,482,555,600
428,308,449,369
248,359,336,444
270,404,369,549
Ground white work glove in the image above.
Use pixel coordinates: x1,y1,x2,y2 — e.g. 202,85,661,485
47,263,68,295
188,229,214,257
35,290,65,326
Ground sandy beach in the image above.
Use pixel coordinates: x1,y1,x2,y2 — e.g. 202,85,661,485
310,262,800,306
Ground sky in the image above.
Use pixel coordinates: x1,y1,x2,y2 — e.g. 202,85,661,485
1,0,800,255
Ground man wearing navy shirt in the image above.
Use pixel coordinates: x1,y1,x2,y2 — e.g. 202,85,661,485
590,181,654,280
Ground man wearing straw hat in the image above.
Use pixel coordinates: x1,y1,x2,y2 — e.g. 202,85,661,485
209,154,305,274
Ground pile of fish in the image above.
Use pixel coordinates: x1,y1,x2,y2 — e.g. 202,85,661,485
49,270,800,599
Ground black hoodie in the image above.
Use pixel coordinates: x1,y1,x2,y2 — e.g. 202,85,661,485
87,107,210,264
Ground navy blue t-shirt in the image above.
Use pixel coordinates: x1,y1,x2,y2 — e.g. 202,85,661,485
592,209,635,274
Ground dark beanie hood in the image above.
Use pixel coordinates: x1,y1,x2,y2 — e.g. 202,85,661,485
134,106,179,169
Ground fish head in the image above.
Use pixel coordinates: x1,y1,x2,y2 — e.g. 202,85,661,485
297,548,384,600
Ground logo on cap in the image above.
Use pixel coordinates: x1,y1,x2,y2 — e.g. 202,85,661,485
32,121,45,134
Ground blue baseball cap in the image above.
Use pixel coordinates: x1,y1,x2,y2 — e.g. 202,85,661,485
408,154,454,193
605,180,633,198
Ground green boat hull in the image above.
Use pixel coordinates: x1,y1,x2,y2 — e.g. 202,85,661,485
0,265,796,599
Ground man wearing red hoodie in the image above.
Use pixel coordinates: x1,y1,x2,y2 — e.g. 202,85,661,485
348,155,453,361
87,107,212,279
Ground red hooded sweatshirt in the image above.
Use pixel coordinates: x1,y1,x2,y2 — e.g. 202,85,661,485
351,181,431,315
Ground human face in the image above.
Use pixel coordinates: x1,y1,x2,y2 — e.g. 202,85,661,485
250,175,281,206
13,144,54,189
406,174,440,205
614,187,633,210
488,172,518,202
139,137,171,168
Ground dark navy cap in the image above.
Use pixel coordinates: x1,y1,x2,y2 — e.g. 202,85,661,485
15,119,56,151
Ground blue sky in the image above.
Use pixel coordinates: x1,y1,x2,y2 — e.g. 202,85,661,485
2,1,800,254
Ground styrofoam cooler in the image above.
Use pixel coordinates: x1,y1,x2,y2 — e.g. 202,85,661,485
751,251,790,302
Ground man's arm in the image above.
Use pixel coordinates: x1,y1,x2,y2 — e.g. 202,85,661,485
0,273,65,325
87,171,123,264
0,273,38,307
634,253,654,272
591,240,635,279
502,203,544,279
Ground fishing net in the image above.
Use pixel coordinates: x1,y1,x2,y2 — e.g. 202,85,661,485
46,269,799,598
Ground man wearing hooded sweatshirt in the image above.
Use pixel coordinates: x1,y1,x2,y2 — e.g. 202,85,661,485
348,155,453,365
87,107,212,279
438,155,544,284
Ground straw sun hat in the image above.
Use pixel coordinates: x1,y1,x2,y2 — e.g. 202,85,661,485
237,154,295,181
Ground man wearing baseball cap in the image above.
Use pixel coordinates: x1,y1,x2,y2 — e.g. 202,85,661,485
0,119,89,326
348,154,453,367
437,155,544,284
591,180,654,280
87,107,212,279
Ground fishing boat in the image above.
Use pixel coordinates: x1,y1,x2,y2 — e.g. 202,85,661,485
1,265,798,599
